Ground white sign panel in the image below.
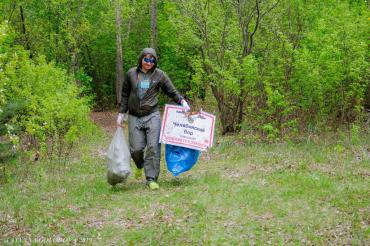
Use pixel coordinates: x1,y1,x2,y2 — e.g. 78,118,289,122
159,104,216,151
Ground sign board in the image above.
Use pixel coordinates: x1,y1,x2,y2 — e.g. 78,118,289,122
159,104,216,151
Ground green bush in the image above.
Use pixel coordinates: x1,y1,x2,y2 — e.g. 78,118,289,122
0,22,93,160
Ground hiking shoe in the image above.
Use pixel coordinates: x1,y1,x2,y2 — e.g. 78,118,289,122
148,181,159,190
134,167,143,179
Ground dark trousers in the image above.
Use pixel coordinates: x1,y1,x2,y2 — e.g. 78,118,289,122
128,111,161,181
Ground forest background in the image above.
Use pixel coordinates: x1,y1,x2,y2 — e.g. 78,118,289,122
1,0,369,150
0,0,369,244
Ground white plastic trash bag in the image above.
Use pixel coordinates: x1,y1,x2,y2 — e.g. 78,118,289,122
107,127,131,185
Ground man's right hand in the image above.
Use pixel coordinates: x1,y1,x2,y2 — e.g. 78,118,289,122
117,113,128,127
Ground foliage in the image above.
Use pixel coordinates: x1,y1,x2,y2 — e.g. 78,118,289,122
0,22,93,160
0,0,369,137
254,0,369,136
172,0,369,135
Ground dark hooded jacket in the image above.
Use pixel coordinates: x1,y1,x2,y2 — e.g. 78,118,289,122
119,48,184,117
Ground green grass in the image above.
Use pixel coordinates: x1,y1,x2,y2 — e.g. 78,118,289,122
0,130,369,245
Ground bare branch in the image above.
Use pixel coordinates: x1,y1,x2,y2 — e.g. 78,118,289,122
8,1,17,22
250,0,260,38
261,0,280,19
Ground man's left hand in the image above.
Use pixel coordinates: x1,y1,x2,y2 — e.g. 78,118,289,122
181,99,190,112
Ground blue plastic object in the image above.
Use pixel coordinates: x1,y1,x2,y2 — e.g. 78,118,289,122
165,144,200,176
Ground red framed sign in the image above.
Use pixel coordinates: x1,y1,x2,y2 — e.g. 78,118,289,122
159,104,216,151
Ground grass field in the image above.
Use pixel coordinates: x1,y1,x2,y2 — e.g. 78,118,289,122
0,127,369,245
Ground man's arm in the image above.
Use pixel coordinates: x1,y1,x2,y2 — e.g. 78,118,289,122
160,71,190,112
160,72,183,104
119,72,131,113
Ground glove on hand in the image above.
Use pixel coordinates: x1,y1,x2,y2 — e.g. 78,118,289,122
117,113,128,126
181,99,191,112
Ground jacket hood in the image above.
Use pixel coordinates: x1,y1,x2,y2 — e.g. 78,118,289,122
137,48,158,71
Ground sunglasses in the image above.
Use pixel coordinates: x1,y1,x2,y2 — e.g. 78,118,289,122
143,57,156,63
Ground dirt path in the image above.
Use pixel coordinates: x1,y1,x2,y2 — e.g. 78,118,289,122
90,111,118,135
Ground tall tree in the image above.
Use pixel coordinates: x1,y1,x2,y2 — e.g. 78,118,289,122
19,4,30,51
176,0,280,134
234,0,280,128
69,0,83,77
115,0,124,104
151,0,157,48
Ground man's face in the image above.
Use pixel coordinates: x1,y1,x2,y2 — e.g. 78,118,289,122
141,54,155,71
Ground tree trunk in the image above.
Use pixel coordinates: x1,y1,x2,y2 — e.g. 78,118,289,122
236,0,280,129
19,5,30,51
150,0,157,49
236,1,260,129
115,0,124,105
19,5,26,35
71,3,81,78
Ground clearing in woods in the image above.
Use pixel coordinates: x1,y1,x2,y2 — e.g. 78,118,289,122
0,111,369,245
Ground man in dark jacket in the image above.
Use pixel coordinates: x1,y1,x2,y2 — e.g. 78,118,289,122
117,48,190,190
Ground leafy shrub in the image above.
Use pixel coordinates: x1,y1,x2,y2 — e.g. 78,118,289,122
0,22,93,160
